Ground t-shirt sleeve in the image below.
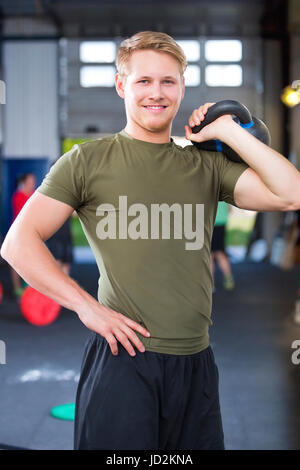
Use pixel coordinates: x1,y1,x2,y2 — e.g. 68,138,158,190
36,144,87,210
213,151,249,206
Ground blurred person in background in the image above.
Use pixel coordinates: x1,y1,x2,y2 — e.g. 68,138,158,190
46,219,74,276
45,160,74,276
293,209,300,324
210,201,235,292
10,173,36,298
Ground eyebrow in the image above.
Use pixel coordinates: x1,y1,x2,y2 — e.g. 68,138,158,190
136,75,177,80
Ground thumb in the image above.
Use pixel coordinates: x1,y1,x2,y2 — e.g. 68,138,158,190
185,125,196,142
185,125,204,142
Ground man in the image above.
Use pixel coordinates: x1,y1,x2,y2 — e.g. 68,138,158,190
1,31,300,450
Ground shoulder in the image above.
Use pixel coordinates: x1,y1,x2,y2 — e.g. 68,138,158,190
59,134,119,171
179,142,220,170
78,134,119,155
71,134,120,165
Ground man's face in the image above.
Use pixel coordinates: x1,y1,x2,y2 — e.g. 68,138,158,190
116,50,185,135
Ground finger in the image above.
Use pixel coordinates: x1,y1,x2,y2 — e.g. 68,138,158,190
120,324,146,353
194,108,208,125
106,332,119,356
122,316,151,338
191,111,201,126
188,109,198,127
114,329,136,357
189,116,196,128
188,102,216,132
196,103,214,119
185,125,204,143
185,125,192,140
185,125,198,141
193,107,205,123
203,102,216,113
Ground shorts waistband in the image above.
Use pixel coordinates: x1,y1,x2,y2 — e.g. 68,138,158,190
134,330,210,356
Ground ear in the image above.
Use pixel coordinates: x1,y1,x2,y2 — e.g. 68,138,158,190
115,73,126,99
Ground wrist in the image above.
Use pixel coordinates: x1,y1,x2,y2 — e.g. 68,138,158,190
216,120,241,144
66,277,98,314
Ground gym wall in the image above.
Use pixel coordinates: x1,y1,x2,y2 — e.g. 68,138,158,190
2,41,59,161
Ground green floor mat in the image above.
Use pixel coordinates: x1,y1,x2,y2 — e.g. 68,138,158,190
50,403,75,421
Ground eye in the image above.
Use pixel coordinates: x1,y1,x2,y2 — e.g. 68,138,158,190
138,80,148,84
164,80,174,84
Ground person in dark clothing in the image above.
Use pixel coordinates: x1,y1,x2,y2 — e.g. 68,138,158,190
293,210,300,323
46,219,73,276
45,161,74,275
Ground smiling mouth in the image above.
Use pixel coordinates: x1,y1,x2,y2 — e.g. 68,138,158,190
143,105,167,112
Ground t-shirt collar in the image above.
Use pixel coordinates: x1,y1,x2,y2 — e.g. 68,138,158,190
119,129,174,149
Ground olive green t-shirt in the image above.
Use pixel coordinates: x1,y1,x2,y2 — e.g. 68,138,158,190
37,130,248,354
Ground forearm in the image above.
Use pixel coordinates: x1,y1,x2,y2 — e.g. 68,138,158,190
1,228,98,314
220,121,300,204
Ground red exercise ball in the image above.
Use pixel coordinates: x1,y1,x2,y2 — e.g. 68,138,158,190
20,286,61,326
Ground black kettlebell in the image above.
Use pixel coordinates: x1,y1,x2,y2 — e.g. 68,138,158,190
191,100,271,163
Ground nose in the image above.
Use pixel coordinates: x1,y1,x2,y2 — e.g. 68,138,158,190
149,81,164,101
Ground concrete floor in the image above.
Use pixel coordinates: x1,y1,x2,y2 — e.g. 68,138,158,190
0,260,299,450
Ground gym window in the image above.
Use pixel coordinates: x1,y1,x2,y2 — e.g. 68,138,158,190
184,65,201,87
176,40,200,62
80,65,116,87
205,65,243,87
176,39,201,87
80,41,116,87
78,38,243,88
205,40,242,62
80,41,116,63
204,40,243,87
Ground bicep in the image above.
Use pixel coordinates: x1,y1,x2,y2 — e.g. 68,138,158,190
9,191,75,241
233,167,290,211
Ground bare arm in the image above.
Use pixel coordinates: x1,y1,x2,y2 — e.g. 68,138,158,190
185,103,300,211
0,192,150,356
222,127,300,211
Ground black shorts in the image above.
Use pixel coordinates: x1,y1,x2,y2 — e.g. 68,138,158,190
211,225,226,252
74,333,225,450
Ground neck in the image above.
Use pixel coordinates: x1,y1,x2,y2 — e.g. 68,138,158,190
124,122,172,144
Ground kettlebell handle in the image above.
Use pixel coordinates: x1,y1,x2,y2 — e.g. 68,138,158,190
191,99,252,134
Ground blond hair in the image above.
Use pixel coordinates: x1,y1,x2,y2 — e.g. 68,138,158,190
116,31,187,78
